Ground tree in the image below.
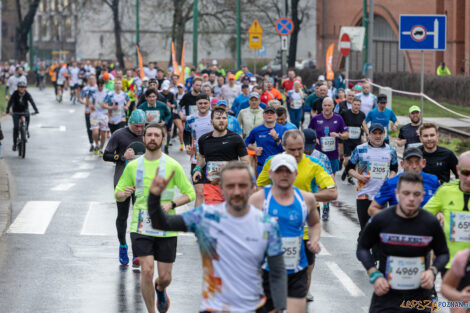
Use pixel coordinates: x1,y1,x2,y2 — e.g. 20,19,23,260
15,0,41,61
288,0,307,68
103,0,125,67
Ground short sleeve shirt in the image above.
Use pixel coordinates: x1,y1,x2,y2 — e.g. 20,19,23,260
308,113,347,160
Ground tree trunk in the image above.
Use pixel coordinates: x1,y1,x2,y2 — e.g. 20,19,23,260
15,0,41,61
169,0,186,66
110,0,125,67
288,0,301,68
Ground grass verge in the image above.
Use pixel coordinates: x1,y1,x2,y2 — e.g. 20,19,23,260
391,95,470,118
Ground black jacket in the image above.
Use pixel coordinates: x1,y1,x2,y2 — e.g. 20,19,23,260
6,90,39,114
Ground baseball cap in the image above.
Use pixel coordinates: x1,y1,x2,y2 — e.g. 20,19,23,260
102,72,110,80
250,77,257,82
212,60,218,65
270,154,298,172
177,83,184,88
161,80,170,91
403,148,423,160
249,92,260,99
377,94,387,103
128,109,146,124
264,106,276,113
409,105,421,114
369,123,385,133
266,77,274,83
302,129,317,151
17,81,27,87
216,100,227,107
227,73,235,80
142,76,149,82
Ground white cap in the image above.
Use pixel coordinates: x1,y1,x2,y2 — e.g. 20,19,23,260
270,153,298,172
212,59,218,65
162,80,170,91
250,77,257,82
142,76,149,82
317,75,325,81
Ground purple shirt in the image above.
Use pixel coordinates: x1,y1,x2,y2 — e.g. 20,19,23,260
308,113,347,160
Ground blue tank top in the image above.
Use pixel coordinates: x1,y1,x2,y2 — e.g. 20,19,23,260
263,186,309,273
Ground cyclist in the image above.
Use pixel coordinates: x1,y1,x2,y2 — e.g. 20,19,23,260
193,106,249,204
147,161,287,312
396,106,423,149
357,172,449,313
251,153,320,313
115,124,195,313
6,81,39,151
103,109,146,267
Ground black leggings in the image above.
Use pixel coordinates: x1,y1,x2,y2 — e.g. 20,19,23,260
109,122,125,134
116,194,135,245
357,199,372,237
84,113,93,144
12,113,30,145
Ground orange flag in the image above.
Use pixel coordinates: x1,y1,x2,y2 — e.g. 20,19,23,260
171,42,179,76
180,42,186,84
136,45,145,79
326,43,335,80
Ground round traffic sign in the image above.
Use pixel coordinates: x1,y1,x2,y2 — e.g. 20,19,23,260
275,17,294,36
339,33,351,57
410,25,427,42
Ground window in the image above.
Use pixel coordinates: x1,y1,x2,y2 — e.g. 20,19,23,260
51,16,59,41
64,16,73,42
41,14,49,41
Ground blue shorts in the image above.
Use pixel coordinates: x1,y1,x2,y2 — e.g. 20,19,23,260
330,158,340,173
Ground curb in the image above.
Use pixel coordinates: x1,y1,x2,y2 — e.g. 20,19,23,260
0,159,12,237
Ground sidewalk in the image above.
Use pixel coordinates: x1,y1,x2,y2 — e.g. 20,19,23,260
397,116,470,128
0,159,12,237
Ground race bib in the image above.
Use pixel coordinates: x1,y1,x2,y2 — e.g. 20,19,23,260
78,79,83,85
368,161,389,180
282,237,301,271
449,212,470,242
386,256,425,290
57,79,64,85
321,136,336,152
292,99,303,109
189,105,198,116
206,161,229,182
348,127,361,140
111,105,124,117
408,142,422,148
145,110,161,123
137,210,165,236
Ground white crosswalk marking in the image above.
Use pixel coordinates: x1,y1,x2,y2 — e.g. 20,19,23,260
326,261,365,297
51,182,75,191
81,202,122,236
72,172,90,179
318,242,330,256
7,201,61,234
78,162,95,170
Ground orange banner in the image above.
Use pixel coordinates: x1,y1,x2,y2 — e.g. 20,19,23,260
180,42,186,84
326,43,334,80
171,42,179,76
136,45,145,79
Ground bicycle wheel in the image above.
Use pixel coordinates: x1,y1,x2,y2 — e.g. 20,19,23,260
20,125,26,158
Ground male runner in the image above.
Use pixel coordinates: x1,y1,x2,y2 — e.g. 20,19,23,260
365,94,398,144
147,161,287,312
103,109,146,266
5,66,27,102
89,78,110,156
83,74,98,152
237,91,264,138
115,124,195,313
184,93,214,207
214,100,243,135
419,122,458,183
368,148,440,216
357,172,449,313
276,107,297,130
137,89,171,126
424,151,470,275
396,106,423,149
345,123,398,234
68,61,80,104
180,77,202,117
355,81,377,116
107,79,130,134
250,153,321,313
441,247,470,313
193,107,249,204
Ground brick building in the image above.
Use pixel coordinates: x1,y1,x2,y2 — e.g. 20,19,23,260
316,0,470,75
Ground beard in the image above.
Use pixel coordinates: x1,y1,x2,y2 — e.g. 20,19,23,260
145,140,162,152
214,123,227,132
228,195,248,212
398,204,419,218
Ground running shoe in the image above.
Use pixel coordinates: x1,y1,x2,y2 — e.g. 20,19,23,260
12,144,16,151
347,177,355,185
89,144,94,152
132,257,140,268
93,147,99,155
119,244,129,266
322,204,329,221
179,144,184,151
99,150,104,157
341,169,347,181
155,279,170,313
306,292,314,302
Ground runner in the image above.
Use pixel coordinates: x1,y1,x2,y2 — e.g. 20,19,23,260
214,100,243,135
137,88,171,127
334,90,355,116
103,109,146,267
245,106,287,175
286,81,305,128
396,106,423,149
83,74,98,152
234,85,266,117
368,148,440,216
68,61,80,105
262,77,283,104
147,161,287,312
357,171,449,313
276,107,297,130
230,83,250,116
220,73,241,108
5,66,27,102
237,92,264,138
424,151,470,275
193,106,249,204
365,94,398,144
441,247,470,313
345,123,398,234
281,70,297,92
419,122,459,183
180,77,202,118
107,79,130,134
56,63,68,103
355,81,377,116
310,84,328,116
89,78,110,156
115,124,195,313
183,93,214,207
250,153,321,313
340,97,368,183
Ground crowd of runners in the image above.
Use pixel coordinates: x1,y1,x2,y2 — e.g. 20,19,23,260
2,59,470,313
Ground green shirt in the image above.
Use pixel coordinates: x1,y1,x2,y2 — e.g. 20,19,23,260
137,101,171,125
114,154,195,237
305,93,318,109
105,80,115,91
424,180,470,268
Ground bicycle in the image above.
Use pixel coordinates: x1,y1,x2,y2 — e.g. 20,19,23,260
17,115,28,158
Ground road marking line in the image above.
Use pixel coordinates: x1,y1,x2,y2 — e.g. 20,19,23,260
7,201,61,234
83,155,96,161
80,202,127,236
326,261,365,297
59,126,66,131
318,242,330,256
321,229,334,237
51,183,75,191
78,162,95,169
81,202,106,236
72,172,90,179
362,306,369,313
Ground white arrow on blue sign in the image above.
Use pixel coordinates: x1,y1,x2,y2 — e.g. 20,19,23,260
399,15,446,51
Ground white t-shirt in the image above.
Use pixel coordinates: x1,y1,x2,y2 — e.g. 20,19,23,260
184,112,213,163
220,84,241,107
106,91,129,124
181,202,283,312
357,92,377,116
69,67,80,85
57,67,68,84
6,75,27,95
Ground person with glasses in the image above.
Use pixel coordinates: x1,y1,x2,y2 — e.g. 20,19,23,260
424,151,470,279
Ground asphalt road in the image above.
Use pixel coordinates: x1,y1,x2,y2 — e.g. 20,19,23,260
0,87,449,313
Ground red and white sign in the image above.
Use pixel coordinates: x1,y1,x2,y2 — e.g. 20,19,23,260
339,33,351,57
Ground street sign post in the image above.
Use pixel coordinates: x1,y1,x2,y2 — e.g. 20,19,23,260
248,18,263,50
339,33,351,82
399,15,447,117
275,17,294,76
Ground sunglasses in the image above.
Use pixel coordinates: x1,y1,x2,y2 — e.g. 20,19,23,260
460,169,470,177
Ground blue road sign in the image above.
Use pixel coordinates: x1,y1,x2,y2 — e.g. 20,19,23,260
257,46,267,57
399,15,446,50
275,17,294,36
